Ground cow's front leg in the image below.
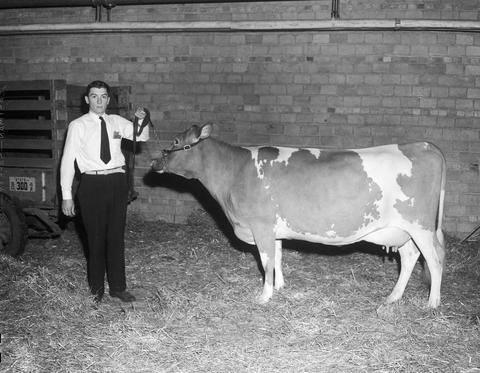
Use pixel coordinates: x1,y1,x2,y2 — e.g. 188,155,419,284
253,229,276,304
274,239,285,290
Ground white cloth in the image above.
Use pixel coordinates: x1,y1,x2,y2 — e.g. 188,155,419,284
60,111,149,200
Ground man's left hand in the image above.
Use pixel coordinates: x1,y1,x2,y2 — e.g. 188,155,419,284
134,107,147,120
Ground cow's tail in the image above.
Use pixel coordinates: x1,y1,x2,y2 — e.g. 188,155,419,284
436,149,446,250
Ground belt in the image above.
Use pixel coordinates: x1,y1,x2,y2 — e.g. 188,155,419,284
84,167,125,175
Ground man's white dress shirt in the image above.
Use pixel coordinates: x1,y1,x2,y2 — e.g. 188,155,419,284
60,111,149,200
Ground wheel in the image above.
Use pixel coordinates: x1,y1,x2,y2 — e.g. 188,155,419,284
0,193,27,257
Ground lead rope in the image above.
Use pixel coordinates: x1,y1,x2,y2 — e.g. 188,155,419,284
127,108,160,203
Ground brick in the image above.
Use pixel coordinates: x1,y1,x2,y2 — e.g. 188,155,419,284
411,45,429,56
278,95,293,105
400,74,419,85
437,98,456,109
467,88,480,98
382,97,401,107
344,74,362,85
347,33,364,43
361,96,382,107
354,136,374,147
313,34,330,44
347,115,365,125
338,44,356,55
394,86,413,96
364,74,381,85
456,99,474,110
456,34,474,45
365,33,383,44
401,97,419,108
466,46,480,56
449,87,468,97
431,87,449,98
419,98,437,108
393,45,410,55
466,65,480,75
320,45,338,55
344,96,362,107
429,45,448,55
447,45,467,57
328,74,346,84
412,86,431,97
382,74,401,85
320,85,338,95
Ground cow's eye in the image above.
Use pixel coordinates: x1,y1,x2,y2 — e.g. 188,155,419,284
173,138,180,146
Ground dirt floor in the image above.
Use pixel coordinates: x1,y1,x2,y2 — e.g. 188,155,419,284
1,210,479,372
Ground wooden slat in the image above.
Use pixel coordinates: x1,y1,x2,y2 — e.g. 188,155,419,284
3,139,53,150
2,100,52,111
2,158,54,168
0,80,52,91
4,119,52,130
51,80,67,100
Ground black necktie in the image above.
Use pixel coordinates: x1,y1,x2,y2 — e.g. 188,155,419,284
100,116,111,164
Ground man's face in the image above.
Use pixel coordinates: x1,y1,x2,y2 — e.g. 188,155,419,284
85,87,110,115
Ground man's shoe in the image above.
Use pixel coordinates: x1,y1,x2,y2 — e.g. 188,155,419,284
110,290,136,302
93,293,103,304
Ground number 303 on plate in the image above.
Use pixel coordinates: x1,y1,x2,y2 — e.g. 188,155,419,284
9,176,36,192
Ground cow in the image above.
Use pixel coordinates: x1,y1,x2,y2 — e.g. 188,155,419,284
151,123,446,308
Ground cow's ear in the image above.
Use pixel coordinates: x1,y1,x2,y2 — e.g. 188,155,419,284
199,123,213,139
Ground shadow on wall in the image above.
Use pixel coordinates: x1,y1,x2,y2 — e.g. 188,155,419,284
143,170,249,246
144,170,264,275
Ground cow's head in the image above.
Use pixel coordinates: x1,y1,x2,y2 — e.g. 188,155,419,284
151,123,213,178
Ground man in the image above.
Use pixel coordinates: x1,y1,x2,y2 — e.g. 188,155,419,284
60,80,149,304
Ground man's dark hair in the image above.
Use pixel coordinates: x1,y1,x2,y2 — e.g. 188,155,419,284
85,80,111,97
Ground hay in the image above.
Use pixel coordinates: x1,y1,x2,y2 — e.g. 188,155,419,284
1,212,479,372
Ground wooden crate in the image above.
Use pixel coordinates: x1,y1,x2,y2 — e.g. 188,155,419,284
0,80,131,211
0,80,67,209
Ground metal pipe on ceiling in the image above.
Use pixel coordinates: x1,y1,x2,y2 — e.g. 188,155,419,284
0,0,93,7
0,0,285,9
0,19,479,36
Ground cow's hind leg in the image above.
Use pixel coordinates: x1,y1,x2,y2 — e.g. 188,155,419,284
252,228,276,304
423,229,446,286
412,230,444,308
429,228,446,282
274,240,285,291
386,239,420,304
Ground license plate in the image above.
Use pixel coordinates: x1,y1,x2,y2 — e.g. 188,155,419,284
9,177,36,192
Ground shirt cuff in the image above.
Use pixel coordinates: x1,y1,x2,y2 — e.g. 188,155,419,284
62,189,73,200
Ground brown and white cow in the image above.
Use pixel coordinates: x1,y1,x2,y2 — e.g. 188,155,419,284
152,123,446,308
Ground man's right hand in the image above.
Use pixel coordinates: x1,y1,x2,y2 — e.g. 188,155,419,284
62,199,75,217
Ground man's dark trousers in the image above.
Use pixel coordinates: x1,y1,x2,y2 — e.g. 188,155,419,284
78,172,128,296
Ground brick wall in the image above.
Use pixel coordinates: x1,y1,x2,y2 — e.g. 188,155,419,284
0,1,479,237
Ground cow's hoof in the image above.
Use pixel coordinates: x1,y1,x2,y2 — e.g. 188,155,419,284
274,281,285,291
256,293,271,304
427,298,440,309
385,295,400,304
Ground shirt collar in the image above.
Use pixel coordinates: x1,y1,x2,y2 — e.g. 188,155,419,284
87,111,108,121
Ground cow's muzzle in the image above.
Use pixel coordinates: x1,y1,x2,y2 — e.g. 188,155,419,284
150,155,167,173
